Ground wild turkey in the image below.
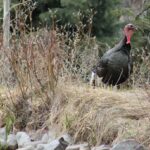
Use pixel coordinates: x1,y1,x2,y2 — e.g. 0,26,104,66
90,23,137,87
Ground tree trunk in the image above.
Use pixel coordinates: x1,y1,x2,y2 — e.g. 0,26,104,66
3,0,10,48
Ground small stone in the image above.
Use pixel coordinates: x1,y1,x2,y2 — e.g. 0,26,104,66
16,145,34,150
37,139,59,150
92,145,111,150
36,144,47,150
28,140,43,147
42,130,56,144
7,134,17,146
59,133,74,145
54,137,69,150
80,145,90,150
111,139,148,150
16,132,31,148
41,133,49,143
66,143,89,150
29,127,49,141
7,134,18,150
0,127,7,146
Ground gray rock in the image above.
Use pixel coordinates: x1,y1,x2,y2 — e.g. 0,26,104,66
42,131,56,143
37,139,59,150
60,133,74,145
80,145,90,150
36,144,47,150
66,143,89,150
7,134,17,146
7,134,18,150
28,140,43,148
16,145,34,150
36,144,46,150
54,137,69,150
37,137,69,150
41,133,50,143
0,127,7,145
27,130,39,141
16,132,31,148
92,145,111,150
29,129,48,141
111,139,147,150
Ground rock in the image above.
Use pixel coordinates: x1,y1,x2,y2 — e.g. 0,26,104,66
37,139,59,150
29,129,44,141
111,139,148,150
7,134,18,150
66,147,79,150
80,145,90,150
37,137,69,150
7,134,17,146
16,145,34,150
28,140,43,148
54,137,69,150
16,132,31,148
36,144,47,150
92,145,111,150
59,133,74,145
41,133,50,143
28,127,50,141
0,127,7,146
66,143,89,150
42,131,56,143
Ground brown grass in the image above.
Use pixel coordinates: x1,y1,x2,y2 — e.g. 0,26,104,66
0,24,150,148
47,82,150,147
1,71,150,147
2,82,149,146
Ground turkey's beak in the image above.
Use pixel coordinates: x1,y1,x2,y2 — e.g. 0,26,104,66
132,25,138,31
134,26,138,31
128,25,137,31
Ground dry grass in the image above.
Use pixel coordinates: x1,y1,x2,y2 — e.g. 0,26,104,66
1,74,150,147
46,82,150,147
0,20,149,148
1,74,149,146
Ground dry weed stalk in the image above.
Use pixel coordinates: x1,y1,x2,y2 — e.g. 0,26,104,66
0,28,63,129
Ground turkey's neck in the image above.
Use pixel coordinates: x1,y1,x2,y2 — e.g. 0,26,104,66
120,36,131,52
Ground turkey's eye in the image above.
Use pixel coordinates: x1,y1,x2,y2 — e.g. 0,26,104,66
128,24,134,30
130,25,133,28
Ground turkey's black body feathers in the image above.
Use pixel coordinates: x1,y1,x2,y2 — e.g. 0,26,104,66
93,36,133,86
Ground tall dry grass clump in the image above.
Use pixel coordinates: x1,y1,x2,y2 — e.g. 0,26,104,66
0,28,63,129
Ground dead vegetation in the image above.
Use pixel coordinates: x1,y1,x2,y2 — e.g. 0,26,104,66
0,24,150,148
48,83,150,147
1,79,150,147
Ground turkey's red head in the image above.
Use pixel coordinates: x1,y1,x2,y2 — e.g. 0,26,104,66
123,23,137,44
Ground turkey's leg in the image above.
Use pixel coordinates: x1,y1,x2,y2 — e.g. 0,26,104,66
90,72,96,87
